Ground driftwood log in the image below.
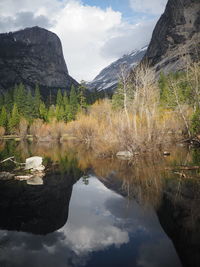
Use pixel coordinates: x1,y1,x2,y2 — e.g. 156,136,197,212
165,166,200,171
0,157,25,166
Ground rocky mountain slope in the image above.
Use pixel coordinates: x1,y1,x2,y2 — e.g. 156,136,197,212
88,46,147,92
143,0,200,73
0,26,78,96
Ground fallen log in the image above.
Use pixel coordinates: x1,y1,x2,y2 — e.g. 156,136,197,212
0,156,25,165
165,165,200,171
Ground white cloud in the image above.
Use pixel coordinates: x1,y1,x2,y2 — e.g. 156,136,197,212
129,0,168,15
0,0,165,81
0,11,52,32
100,20,156,58
51,1,124,81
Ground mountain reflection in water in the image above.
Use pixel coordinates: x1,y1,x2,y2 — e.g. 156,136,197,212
0,140,200,267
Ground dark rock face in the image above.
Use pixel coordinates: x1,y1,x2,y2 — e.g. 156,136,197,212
88,46,147,92
0,26,78,95
143,0,200,73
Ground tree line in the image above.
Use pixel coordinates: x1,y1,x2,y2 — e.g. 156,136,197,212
0,82,105,135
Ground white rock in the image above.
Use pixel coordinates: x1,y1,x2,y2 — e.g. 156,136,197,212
116,151,133,159
30,165,45,172
25,156,43,170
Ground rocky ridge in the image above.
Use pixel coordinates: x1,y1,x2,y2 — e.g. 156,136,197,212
143,0,200,73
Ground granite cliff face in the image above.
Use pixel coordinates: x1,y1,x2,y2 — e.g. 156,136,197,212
0,26,78,95
143,0,200,73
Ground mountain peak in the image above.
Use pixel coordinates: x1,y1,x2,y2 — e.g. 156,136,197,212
88,46,148,92
0,27,78,95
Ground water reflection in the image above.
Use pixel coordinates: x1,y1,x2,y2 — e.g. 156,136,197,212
0,141,200,266
0,177,182,267
0,153,82,234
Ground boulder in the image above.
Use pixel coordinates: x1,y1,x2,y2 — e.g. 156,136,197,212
116,151,133,160
25,156,44,171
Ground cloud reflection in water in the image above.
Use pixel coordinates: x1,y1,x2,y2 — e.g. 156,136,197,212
0,176,182,267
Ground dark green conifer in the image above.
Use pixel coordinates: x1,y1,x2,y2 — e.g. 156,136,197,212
13,83,26,115
8,104,20,134
56,89,63,107
0,106,7,128
69,85,78,120
39,101,48,121
78,81,87,111
4,91,13,112
34,85,41,117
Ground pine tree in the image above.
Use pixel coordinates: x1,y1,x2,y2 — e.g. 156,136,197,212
4,91,13,112
55,105,65,121
48,105,56,122
59,105,65,121
0,106,7,128
39,101,48,121
69,85,78,120
13,83,26,115
8,104,20,134
24,90,35,119
66,105,73,121
78,81,87,111
56,89,63,107
0,94,3,107
63,91,69,106
34,85,41,117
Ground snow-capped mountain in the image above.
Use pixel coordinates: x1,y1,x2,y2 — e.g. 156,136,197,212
87,46,148,92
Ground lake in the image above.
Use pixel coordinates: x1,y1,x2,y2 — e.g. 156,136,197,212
0,140,200,267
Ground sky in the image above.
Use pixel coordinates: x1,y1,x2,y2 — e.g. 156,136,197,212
0,0,168,81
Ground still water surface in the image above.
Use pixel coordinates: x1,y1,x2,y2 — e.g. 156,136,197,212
0,141,200,267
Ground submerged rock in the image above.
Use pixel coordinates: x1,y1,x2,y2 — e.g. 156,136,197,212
0,172,15,181
116,151,133,160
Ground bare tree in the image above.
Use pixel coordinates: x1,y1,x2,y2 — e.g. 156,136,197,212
118,64,131,128
131,64,159,141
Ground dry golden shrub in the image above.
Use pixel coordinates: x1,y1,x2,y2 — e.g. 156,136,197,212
0,126,5,138
19,117,29,139
49,120,68,140
30,119,68,141
30,119,44,138
66,114,99,146
65,95,184,156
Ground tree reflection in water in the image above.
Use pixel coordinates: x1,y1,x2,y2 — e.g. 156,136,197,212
0,140,199,267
